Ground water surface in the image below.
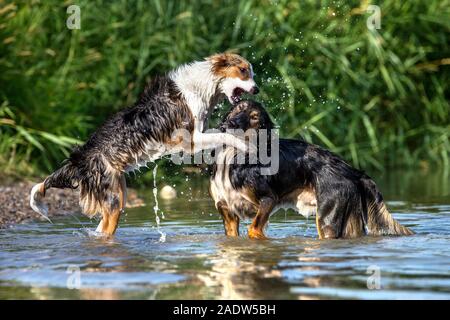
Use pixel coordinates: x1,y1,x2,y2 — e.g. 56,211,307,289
0,169,449,299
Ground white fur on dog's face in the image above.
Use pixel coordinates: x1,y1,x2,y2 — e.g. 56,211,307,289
209,53,259,104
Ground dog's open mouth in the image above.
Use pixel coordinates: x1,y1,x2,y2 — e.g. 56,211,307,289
230,87,245,104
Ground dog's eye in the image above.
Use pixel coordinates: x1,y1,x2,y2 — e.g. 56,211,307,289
239,67,246,74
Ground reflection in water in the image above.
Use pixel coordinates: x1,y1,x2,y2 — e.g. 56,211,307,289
0,170,449,299
197,240,288,299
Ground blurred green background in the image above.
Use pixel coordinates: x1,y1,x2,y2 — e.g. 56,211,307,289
0,0,449,185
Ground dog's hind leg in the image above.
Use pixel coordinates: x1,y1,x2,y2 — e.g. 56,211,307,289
315,196,345,239
217,201,240,236
316,205,366,239
192,131,250,153
96,175,127,236
248,197,275,240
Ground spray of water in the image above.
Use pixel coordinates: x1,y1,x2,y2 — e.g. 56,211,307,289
152,164,166,242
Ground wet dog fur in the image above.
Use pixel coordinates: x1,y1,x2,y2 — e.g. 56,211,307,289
30,53,259,236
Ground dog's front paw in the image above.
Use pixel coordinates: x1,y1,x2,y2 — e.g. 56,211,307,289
248,227,268,240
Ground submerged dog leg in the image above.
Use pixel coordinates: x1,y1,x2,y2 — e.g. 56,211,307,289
316,212,340,239
95,220,104,233
315,213,325,239
217,201,240,236
248,197,274,240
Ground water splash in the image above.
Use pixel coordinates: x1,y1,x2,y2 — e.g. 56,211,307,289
152,164,166,242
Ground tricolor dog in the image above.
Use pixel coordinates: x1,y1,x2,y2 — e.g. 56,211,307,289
30,53,259,235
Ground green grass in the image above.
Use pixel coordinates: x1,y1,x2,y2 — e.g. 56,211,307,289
0,0,449,183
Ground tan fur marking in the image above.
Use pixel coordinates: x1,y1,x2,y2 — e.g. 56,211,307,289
247,198,274,240
209,53,251,80
249,111,259,118
248,226,268,240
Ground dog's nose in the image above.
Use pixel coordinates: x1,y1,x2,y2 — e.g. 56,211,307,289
250,86,259,95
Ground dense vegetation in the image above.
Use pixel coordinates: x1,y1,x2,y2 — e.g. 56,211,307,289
1,0,449,184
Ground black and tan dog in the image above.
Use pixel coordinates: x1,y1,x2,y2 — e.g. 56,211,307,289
30,53,259,235
210,100,414,239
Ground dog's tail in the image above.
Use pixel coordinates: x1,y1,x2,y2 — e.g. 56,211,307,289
30,162,79,222
360,177,413,236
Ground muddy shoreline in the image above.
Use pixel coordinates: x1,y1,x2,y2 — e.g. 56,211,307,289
0,181,144,228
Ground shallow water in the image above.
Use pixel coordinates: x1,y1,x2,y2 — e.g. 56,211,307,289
0,169,449,299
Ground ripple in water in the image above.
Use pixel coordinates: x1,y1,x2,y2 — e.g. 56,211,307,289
0,171,449,299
